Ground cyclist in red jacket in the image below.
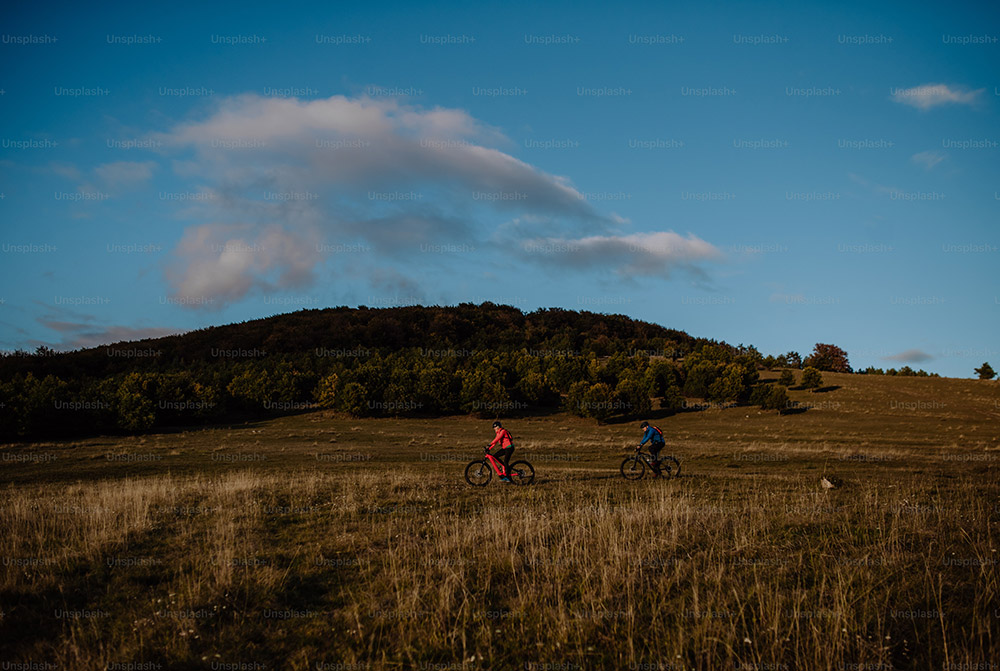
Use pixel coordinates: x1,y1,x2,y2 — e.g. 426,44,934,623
487,421,515,483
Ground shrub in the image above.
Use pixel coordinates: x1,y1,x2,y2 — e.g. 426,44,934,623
764,385,790,412
778,370,795,386
800,367,823,390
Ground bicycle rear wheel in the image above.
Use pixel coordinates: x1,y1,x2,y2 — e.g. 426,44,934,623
508,460,535,485
660,456,681,478
465,459,492,486
620,456,645,480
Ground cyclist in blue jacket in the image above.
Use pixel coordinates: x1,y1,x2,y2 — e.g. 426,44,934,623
638,420,666,476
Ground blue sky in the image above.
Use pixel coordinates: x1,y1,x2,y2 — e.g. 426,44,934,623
1,0,997,377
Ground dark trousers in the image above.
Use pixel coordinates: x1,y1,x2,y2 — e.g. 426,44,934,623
492,446,514,475
649,442,664,467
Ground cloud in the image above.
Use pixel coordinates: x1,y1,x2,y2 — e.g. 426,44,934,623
49,162,83,181
891,83,983,109
343,209,471,255
911,151,946,170
154,93,620,307
94,160,156,187
883,349,934,363
156,94,598,220
165,222,323,307
38,318,183,350
518,231,721,278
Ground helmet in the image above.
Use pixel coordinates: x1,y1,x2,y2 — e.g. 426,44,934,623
639,421,649,429
493,421,502,428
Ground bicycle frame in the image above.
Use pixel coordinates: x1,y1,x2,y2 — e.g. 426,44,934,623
483,452,508,476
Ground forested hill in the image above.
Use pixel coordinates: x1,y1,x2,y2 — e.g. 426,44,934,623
2,304,697,380
3,304,732,441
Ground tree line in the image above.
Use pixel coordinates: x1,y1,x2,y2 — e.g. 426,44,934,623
0,303,937,441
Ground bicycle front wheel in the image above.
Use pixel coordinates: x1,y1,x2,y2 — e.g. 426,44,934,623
508,460,535,485
620,456,646,480
465,459,492,486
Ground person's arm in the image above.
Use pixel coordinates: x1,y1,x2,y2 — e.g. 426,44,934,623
488,433,501,449
639,427,651,446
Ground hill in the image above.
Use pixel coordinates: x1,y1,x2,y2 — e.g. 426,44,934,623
0,304,709,442
0,304,695,380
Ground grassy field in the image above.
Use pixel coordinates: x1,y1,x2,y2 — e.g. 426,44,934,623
1,371,999,670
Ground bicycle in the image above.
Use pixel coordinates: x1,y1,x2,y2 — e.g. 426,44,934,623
620,446,681,481
465,447,535,486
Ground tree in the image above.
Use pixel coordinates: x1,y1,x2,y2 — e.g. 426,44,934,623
116,372,156,431
764,385,790,413
778,370,795,386
643,360,681,397
459,367,510,417
416,366,458,413
800,367,823,390
227,361,305,409
683,361,717,398
974,362,996,380
337,381,368,416
565,381,589,417
581,382,615,422
776,351,802,369
314,373,340,409
750,384,789,412
804,344,851,373
659,384,684,413
614,378,652,417
707,364,746,404
517,370,560,407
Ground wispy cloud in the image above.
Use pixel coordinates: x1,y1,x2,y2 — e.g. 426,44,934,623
891,83,983,109
518,231,721,278
37,317,182,350
48,159,156,195
883,348,934,363
911,151,946,170
94,160,156,187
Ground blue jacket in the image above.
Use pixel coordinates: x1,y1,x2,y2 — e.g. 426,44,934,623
640,425,665,447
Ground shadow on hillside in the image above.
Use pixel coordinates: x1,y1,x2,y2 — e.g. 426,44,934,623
601,406,684,425
813,385,841,393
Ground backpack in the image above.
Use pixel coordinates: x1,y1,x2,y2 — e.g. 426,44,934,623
650,425,665,445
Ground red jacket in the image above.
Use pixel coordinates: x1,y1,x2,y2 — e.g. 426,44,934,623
489,428,513,449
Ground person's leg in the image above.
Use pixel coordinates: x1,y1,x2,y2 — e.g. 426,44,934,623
501,447,514,476
650,444,663,472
